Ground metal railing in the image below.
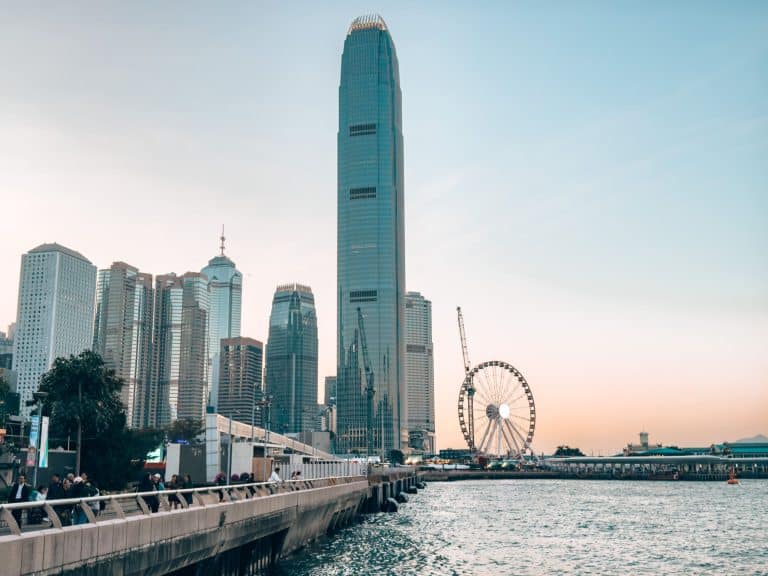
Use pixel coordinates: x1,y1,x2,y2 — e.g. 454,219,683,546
0,475,365,536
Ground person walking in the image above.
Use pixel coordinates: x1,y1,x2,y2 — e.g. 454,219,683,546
81,473,100,518
182,474,194,506
7,474,30,527
167,474,180,509
269,467,282,483
138,472,158,513
71,476,89,525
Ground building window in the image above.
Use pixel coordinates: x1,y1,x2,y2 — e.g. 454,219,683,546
349,123,376,136
350,290,378,303
349,187,377,200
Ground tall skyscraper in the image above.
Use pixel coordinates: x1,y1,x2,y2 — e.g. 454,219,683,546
12,243,96,418
405,291,435,453
93,262,154,428
201,230,242,411
151,273,183,426
178,273,209,422
218,337,263,426
324,376,337,407
265,283,318,435
337,14,406,454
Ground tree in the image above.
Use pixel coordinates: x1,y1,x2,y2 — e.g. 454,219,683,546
554,445,585,457
39,350,125,476
389,449,405,465
166,418,204,444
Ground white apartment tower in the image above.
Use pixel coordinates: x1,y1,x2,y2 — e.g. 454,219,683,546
12,243,96,418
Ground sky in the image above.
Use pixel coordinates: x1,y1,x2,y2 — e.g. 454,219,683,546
1,1,766,454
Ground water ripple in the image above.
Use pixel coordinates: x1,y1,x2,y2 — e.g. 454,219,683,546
274,480,768,576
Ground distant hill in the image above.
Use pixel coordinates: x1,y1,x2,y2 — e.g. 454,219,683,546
733,434,768,443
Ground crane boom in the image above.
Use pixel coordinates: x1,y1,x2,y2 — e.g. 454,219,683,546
357,307,375,457
457,306,471,374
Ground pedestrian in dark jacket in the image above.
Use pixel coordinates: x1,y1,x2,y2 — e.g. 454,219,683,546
138,473,158,513
8,474,31,527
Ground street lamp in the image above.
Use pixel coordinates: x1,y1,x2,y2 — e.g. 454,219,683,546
255,395,272,481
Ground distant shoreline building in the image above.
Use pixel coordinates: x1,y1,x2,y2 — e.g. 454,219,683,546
336,14,406,455
12,243,96,418
265,283,318,435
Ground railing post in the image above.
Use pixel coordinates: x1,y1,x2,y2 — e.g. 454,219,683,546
0,507,21,535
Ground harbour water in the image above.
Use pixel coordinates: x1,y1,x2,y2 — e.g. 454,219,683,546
275,479,768,575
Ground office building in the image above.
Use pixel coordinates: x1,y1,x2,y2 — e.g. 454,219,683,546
201,231,242,411
218,337,263,426
265,284,318,435
177,273,209,422
93,262,154,428
12,243,96,418
405,291,435,453
337,14,406,454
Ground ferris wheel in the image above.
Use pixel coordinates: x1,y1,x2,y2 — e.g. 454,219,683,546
456,308,536,457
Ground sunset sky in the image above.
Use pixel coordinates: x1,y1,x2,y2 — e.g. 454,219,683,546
1,1,766,454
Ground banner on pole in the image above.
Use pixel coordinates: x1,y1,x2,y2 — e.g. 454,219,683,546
27,415,39,467
39,416,49,469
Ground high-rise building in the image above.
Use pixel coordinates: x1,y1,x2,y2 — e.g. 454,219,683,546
0,330,12,369
336,14,406,454
218,337,263,426
151,273,183,426
265,284,318,435
12,243,96,418
201,230,242,411
178,273,209,422
405,291,435,453
93,262,154,428
324,376,337,407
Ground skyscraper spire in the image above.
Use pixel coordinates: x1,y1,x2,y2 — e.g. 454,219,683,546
219,225,226,256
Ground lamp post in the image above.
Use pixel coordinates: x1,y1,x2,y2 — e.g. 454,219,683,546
255,395,272,481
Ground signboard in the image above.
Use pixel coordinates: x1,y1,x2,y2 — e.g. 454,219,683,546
27,415,39,467
39,416,49,469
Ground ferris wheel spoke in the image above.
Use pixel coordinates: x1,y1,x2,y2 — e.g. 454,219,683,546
476,367,497,405
502,420,521,455
500,380,523,407
500,419,516,455
477,418,492,453
504,420,524,454
504,388,528,408
507,419,531,451
472,382,492,408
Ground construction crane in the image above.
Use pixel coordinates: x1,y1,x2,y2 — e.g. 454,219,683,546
456,306,476,451
357,307,375,457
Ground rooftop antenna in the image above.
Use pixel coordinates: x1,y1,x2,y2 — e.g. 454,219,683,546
219,225,226,256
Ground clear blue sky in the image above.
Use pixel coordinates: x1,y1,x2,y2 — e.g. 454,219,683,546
1,1,766,452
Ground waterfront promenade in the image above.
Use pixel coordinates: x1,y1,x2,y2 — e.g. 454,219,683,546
0,469,419,576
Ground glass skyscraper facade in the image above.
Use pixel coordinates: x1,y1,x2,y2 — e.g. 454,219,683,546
93,262,154,428
218,337,263,426
201,238,242,411
13,243,96,419
265,283,318,435
178,273,209,422
337,14,406,454
151,273,183,426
